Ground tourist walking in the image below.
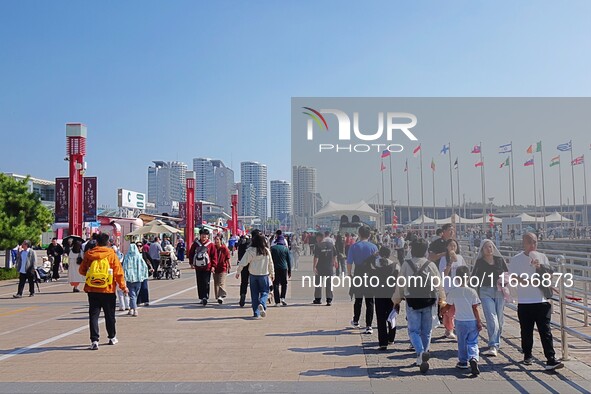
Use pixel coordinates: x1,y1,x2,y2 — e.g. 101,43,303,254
270,234,291,306
313,232,337,306
13,240,37,298
213,236,230,304
148,237,163,278
237,233,253,307
68,240,85,293
47,238,64,280
370,246,399,350
438,239,466,339
188,228,217,305
122,243,149,317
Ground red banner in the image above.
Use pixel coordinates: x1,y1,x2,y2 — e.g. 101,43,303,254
55,178,69,223
83,177,97,222
195,202,203,226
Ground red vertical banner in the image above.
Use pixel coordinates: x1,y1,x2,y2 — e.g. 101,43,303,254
55,177,69,223
195,202,203,227
83,177,97,222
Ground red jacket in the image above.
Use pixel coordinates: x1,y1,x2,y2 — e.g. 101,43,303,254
188,240,217,272
215,244,231,273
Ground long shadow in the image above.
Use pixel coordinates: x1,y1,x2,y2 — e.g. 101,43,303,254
178,316,254,322
300,365,368,378
288,345,364,357
267,329,351,337
0,345,89,355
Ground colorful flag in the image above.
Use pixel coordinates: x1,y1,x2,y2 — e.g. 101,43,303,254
453,158,458,169
526,145,533,154
471,145,481,154
440,144,450,155
413,145,421,157
499,143,512,154
474,161,484,167
381,162,386,171
550,156,560,167
572,155,584,166
500,157,509,168
557,141,572,152
404,159,408,172
535,141,542,152
381,150,391,158
524,158,534,167
431,159,435,172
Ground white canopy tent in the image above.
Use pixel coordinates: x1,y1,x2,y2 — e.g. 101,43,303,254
409,214,437,225
314,200,378,218
543,211,573,223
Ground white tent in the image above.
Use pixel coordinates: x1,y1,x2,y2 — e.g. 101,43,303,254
127,219,183,236
543,211,573,223
314,200,378,218
409,214,437,225
514,213,542,223
436,213,469,225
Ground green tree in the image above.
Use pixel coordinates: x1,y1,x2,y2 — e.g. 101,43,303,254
0,174,53,249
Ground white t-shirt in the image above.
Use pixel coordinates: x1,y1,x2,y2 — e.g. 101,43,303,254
439,254,466,293
446,286,481,321
509,251,549,304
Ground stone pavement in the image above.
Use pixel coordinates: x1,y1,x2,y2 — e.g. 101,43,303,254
0,253,590,393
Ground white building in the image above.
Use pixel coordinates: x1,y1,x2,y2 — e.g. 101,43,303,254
192,158,234,213
270,180,292,225
147,160,186,215
240,161,267,219
292,166,320,228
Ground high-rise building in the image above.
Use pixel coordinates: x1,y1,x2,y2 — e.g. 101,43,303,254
147,160,186,214
240,161,267,219
292,166,319,228
270,180,292,225
192,158,235,213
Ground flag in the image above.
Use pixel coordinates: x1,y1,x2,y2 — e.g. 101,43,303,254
499,143,512,154
535,141,542,152
572,155,584,166
380,162,386,171
413,145,421,157
475,161,484,167
526,145,533,154
471,145,481,154
500,157,510,168
557,141,572,152
404,159,408,172
453,158,458,169
431,159,435,172
381,150,391,158
524,158,534,167
550,156,560,167
440,144,450,155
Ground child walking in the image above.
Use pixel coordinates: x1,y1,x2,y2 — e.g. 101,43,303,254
442,265,483,376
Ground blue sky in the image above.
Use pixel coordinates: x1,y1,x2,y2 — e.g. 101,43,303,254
1,1,590,208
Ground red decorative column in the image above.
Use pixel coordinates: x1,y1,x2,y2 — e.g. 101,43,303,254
185,171,195,246
66,123,86,236
231,192,238,235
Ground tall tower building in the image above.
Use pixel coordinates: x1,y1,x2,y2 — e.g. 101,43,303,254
192,158,235,213
240,161,267,219
271,180,292,225
147,160,186,214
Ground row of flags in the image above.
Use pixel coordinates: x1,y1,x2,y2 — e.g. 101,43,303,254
380,141,588,172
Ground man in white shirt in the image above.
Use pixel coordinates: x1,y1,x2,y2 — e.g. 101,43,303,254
509,233,563,370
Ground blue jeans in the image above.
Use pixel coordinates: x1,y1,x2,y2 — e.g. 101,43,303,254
406,304,435,356
456,320,480,363
127,281,142,309
479,286,505,348
250,274,270,317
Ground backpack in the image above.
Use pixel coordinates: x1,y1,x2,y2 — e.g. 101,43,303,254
193,243,210,267
404,259,437,309
85,257,113,288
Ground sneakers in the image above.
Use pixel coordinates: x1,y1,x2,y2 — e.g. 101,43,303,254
483,347,498,357
201,298,208,306
456,362,469,369
523,357,533,366
469,358,480,376
312,299,322,305
258,304,266,318
545,359,564,371
73,287,80,293
127,309,133,315
89,341,99,350
132,309,138,317
274,303,281,307
444,330,457,340
108,337,118,345
378,346,388,351
217,297,223,305
12,294,22,298
280,298,287,306
326,300,332,306
364,326,373,334
419,351,430,373
239,294,246,307
351,320,359,328
29,293,34,297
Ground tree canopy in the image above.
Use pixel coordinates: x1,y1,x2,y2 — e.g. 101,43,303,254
0,174,53,249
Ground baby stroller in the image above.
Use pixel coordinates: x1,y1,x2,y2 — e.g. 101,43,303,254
158,254,181,280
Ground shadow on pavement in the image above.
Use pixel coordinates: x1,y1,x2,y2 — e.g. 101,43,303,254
267,329,351,337
288,345,364,356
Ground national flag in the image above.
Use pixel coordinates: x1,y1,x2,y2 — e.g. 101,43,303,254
500,157,509,168
474,161,484,167
413,145,421,157
550,156,560,167
380,162,386,171
526,145,533,154
404,159,408,172
453,158,458,169
524,158,534,167
471,145,481,154
381,150,391,158
535,141,542,152
572,155,584,166
431,159,435,172
557,141,572,152
498,143,512,154
440,144,450,155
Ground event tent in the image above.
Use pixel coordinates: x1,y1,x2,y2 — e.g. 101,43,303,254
314,200,378,218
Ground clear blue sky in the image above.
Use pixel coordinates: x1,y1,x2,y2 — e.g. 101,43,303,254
1,1,590,208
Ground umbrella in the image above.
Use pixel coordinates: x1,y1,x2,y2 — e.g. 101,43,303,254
62,235,85,244
127,220,183,237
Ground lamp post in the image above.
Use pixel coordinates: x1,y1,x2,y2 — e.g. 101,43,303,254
66,123,87,236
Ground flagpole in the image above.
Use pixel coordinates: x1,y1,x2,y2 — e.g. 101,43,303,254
389,153,394,230
507,158,511,213
420,146,425,238
558,157,563,230
570,140,577,232
532,157,538,229
456,158,462,235
381,159,386,233
448,143,454,218
584,155,588,227
432,158,436,220
539,142,547,232
480,142,486,231
510,141,516,215
406,159,411,226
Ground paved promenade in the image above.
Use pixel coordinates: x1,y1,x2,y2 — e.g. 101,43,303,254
0,254,590,393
